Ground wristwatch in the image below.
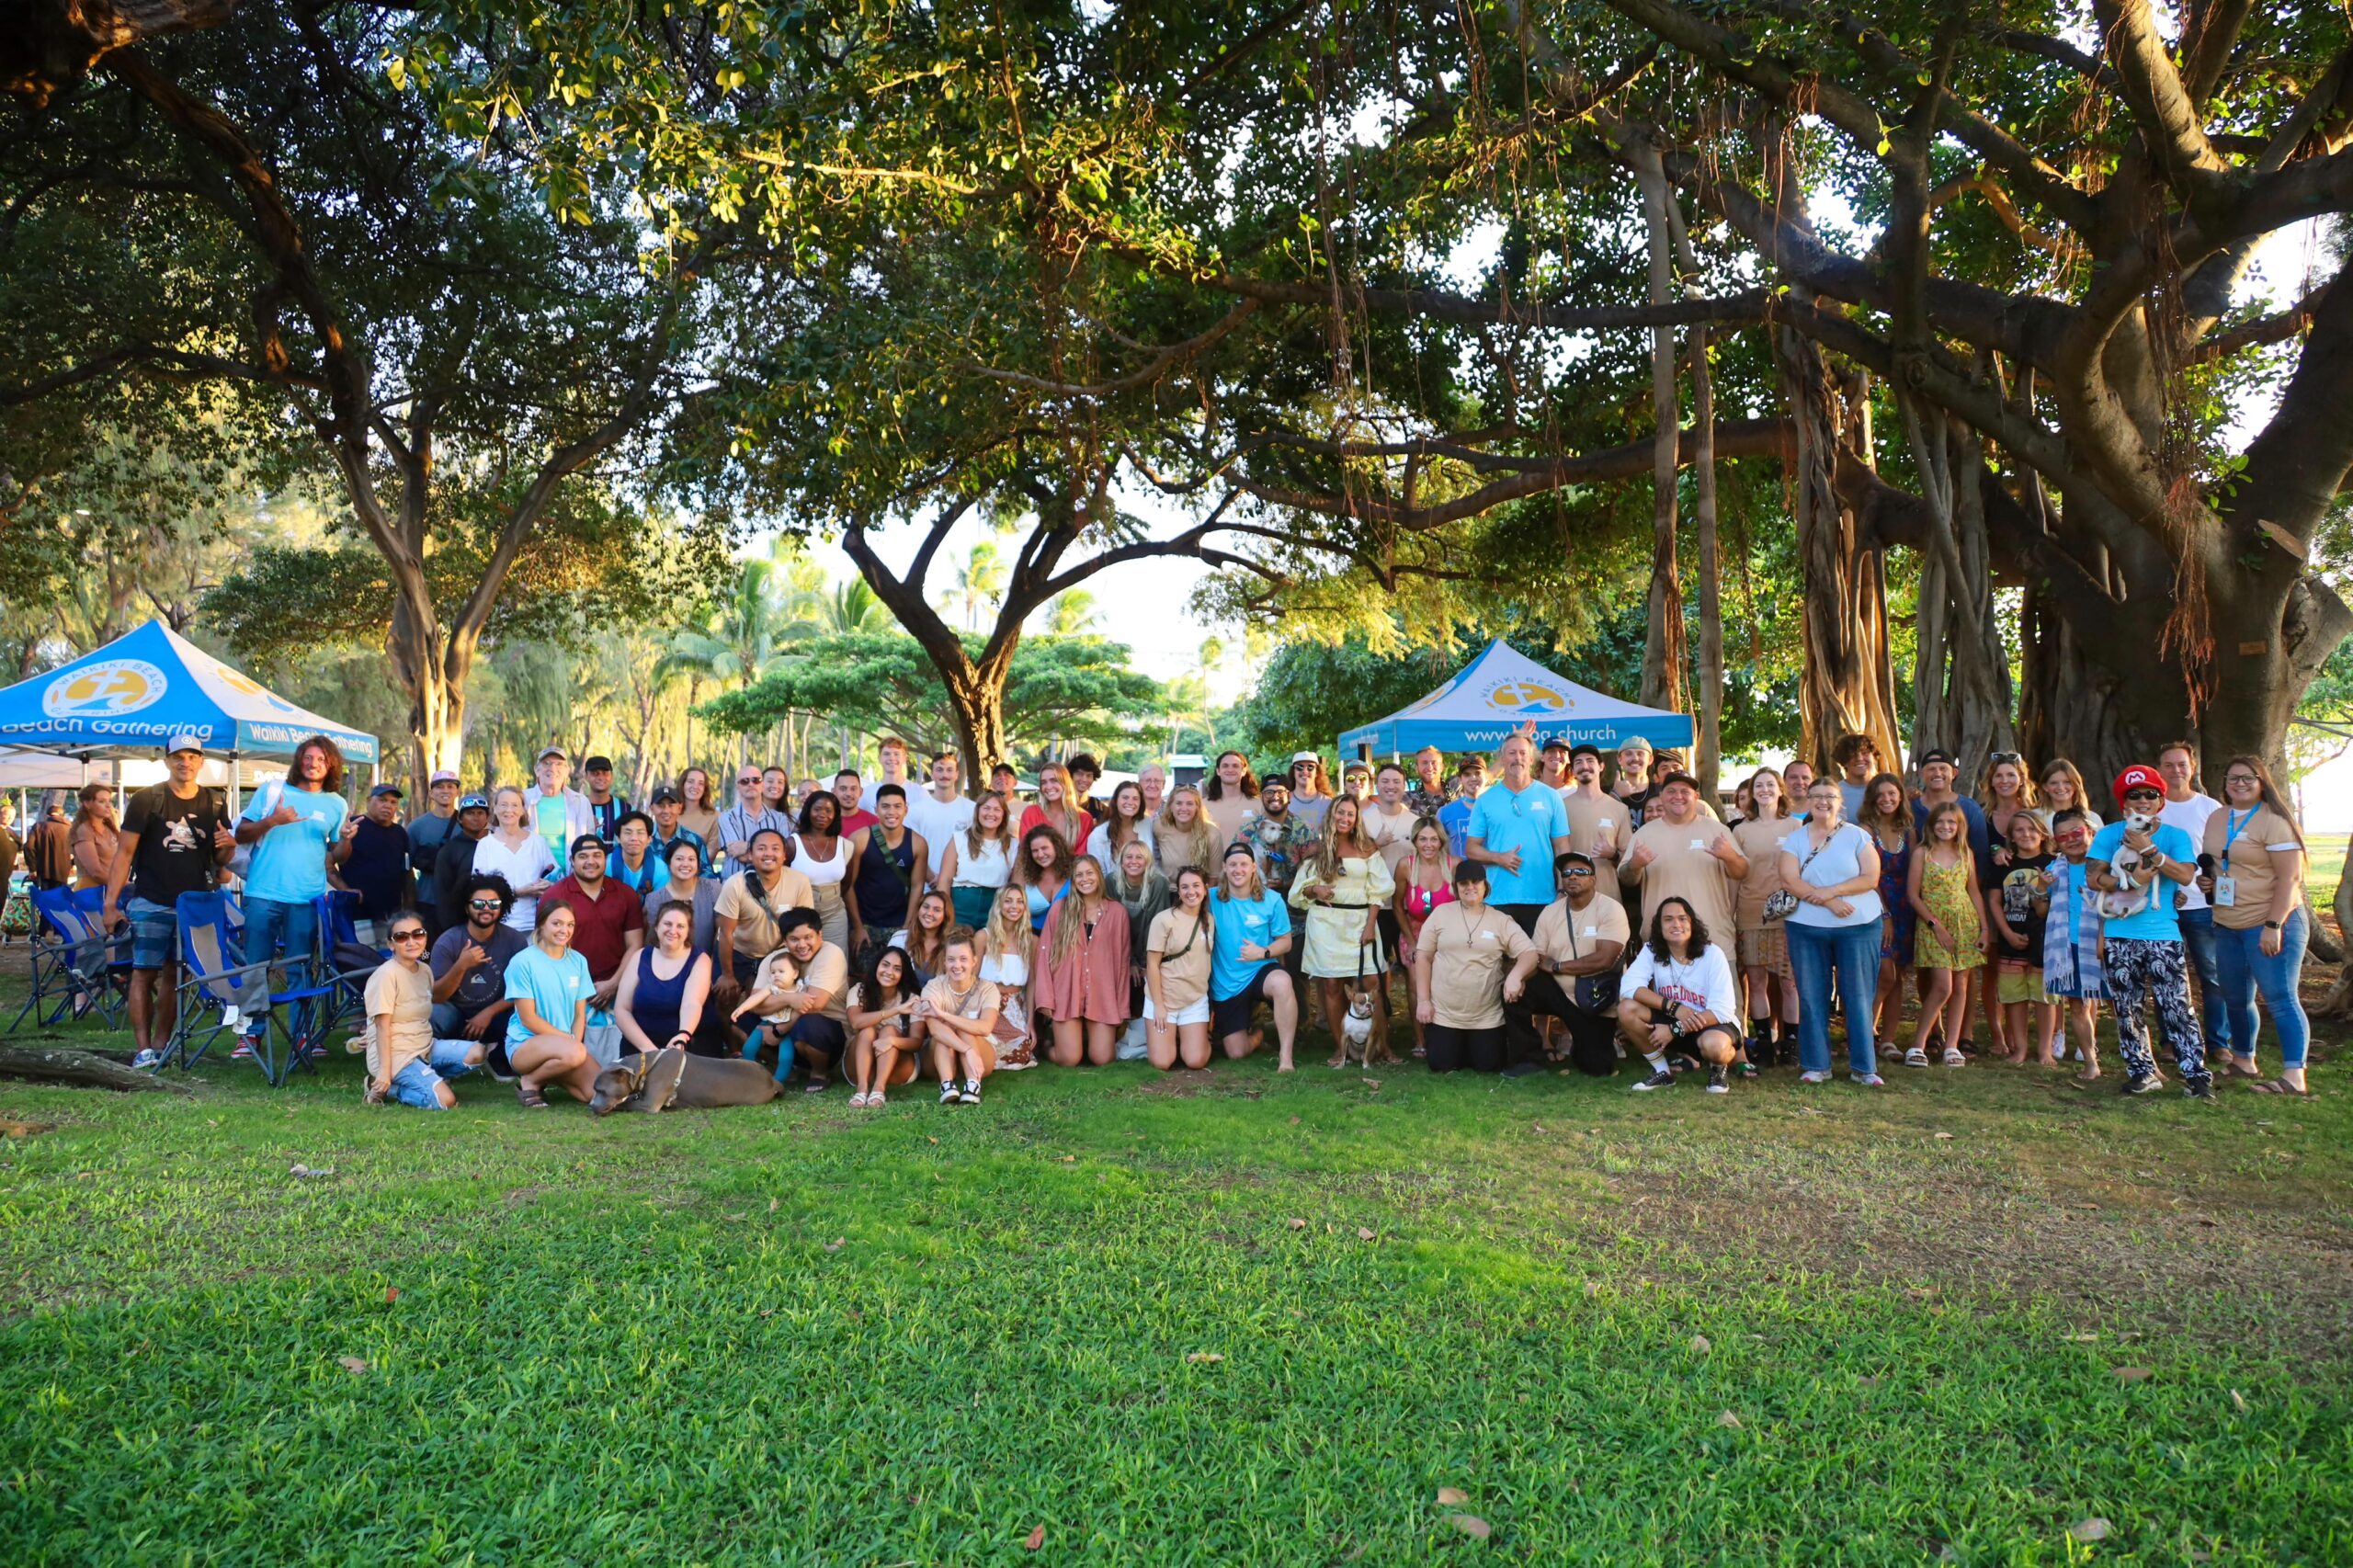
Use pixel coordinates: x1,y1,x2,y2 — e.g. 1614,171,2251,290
2263,920,2281,930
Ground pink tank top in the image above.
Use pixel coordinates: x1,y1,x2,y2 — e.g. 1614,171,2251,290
1402,877,1455,921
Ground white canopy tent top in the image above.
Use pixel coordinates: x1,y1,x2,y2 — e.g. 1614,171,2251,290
1338,638,1696,759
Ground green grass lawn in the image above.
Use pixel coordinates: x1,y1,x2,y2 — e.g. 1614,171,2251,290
3,984,2350,1564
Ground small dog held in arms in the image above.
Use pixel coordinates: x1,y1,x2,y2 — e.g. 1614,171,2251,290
2089,809,2164,920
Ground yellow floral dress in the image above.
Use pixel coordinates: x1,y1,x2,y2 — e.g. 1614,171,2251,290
1915,851,1984,971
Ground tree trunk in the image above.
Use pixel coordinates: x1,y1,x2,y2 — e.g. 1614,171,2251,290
395,624,468,791
1900,400,2015,783
1776,319,1902,775
942,667,1009,788
0,1044,193,1093
1630,142,1688,719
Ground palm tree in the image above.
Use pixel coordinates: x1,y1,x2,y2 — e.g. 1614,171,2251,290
938,539,1006,631
658,554,791,768
1044,590,1098,636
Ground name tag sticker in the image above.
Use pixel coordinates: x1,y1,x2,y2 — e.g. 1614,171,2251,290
1598,818,1613,828
1689,838,1706,850
1582,925,1598,937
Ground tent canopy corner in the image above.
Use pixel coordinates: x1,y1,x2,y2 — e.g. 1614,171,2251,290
1336,638,1694,759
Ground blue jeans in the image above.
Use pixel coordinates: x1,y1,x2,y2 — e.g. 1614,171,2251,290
2212,908,2310,1070
1787,920,1880,1075
387,1038,481,1109
242,896,318,1022
2177,906,2225,1050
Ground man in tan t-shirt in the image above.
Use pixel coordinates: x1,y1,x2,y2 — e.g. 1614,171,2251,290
1622,774,1747,940
1557,744,1630,875
1505,851,1631,1074
711,828,815,1000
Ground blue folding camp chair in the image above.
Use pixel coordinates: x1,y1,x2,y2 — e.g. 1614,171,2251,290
8,886,128,1033
314,888,384,1035
165,890,335,1085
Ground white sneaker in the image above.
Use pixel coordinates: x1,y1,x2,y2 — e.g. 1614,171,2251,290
131,1048,164,1071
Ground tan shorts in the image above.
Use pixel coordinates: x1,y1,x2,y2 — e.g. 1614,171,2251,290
1737,923,1790,976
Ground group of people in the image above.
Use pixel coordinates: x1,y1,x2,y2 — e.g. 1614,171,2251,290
63,720,2317,1111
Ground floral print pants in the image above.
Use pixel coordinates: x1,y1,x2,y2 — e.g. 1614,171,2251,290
2103,937,2211,1092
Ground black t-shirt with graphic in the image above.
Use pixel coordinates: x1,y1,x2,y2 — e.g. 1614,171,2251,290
119,784,228,908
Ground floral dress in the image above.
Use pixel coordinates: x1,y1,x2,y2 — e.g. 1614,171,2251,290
1914,850,1984,971
1873,832,1915,966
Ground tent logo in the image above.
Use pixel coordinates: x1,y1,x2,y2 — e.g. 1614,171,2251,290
1482,677,1572,715
216,666,298,712
42,659,166,719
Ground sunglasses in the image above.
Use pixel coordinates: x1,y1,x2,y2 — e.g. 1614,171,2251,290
391,929,427,942
1563,866,1596,878
468,898,503,910
2123,788,2163,801
1990,751,2023,765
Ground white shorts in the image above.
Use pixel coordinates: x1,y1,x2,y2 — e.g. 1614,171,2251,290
1144,994,1211,1026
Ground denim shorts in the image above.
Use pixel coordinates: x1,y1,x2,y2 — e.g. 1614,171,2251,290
124,896,179,971
386,1038,480,1109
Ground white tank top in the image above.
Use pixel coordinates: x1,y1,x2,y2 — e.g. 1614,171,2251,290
795,836,849,889
954,835,1014,889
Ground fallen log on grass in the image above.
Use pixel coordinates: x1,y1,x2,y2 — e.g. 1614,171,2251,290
0,1044,191,1093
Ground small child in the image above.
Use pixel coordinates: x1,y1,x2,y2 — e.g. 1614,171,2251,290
2037,809,2105,1080
1907,801,1986,1066
732,974,794,1083
1990,812,2059,1064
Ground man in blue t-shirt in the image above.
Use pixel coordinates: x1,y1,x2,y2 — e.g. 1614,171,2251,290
1436,762,1481,858
1209,843,1299,1070
233,737,355,1051
2086,764,2211,1099
1465,734,1573,936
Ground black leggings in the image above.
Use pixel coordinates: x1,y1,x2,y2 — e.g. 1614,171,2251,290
1425,1023,1507,1074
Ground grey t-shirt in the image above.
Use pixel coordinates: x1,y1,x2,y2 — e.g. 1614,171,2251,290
428,924,528,1016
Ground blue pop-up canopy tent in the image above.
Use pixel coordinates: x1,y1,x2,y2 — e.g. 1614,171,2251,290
1338,638,1694,758
0,619,380,766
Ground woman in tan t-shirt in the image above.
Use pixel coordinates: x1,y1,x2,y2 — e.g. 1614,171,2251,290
2202,756,2310,1094
1144,867,1216,1071
1728,768,1799,1063
1412,860,1540,1074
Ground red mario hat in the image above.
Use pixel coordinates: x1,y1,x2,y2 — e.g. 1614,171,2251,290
2111,764,2164,805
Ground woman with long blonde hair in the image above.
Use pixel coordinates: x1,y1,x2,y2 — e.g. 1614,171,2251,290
1035,853,1131,1066
1153,782,1221,881
1019,762,1093,852
976,882,1039,1070
1290,794,1396,1066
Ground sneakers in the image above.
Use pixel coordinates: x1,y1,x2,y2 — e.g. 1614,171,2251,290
230,1037,257,1062
939,1081,960,1105
959,1078,983,1105
1705,1064,1730,1095
2184,1081,2217,1101
1630,1068,1675,1092
1799,1070,1831,1085
131,1048,164,1071
1850,1073,1885,1086
2124,1074,2165,1096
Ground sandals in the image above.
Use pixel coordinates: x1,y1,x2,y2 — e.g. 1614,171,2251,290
803,1077,829,1095
514,1081,549,1108
2249,1078,2311,1096
848,1090,872,1108
1941,1047,1966,1067
1904,1047,1929,1068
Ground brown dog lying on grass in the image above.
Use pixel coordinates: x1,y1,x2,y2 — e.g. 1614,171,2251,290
590,1048,781,1116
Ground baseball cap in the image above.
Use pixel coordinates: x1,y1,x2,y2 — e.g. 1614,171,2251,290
369,782,404,799
538,744,568,762
1918,748,1957,767
429,768,459,785
650,785,682,805
1558,848,1597,869
1617,735,1654,752
585,755,614,772
1540,735,1570,753
458,792,490,812
165,732,207,756
1570,743,1603,763
2113,764,2165,803
1656,771,1702,793
569,833,608,857
1290,751,1321,766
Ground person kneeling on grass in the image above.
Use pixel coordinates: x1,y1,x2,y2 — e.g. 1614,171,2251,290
361,914,482,1109
732,909,851,1094
1615,896,1745,1094
1411,860,1541,1074
918,926,1000,1104
846,947,923,1108
504,901,598,1108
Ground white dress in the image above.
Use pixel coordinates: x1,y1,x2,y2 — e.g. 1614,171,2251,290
473,832,557,930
